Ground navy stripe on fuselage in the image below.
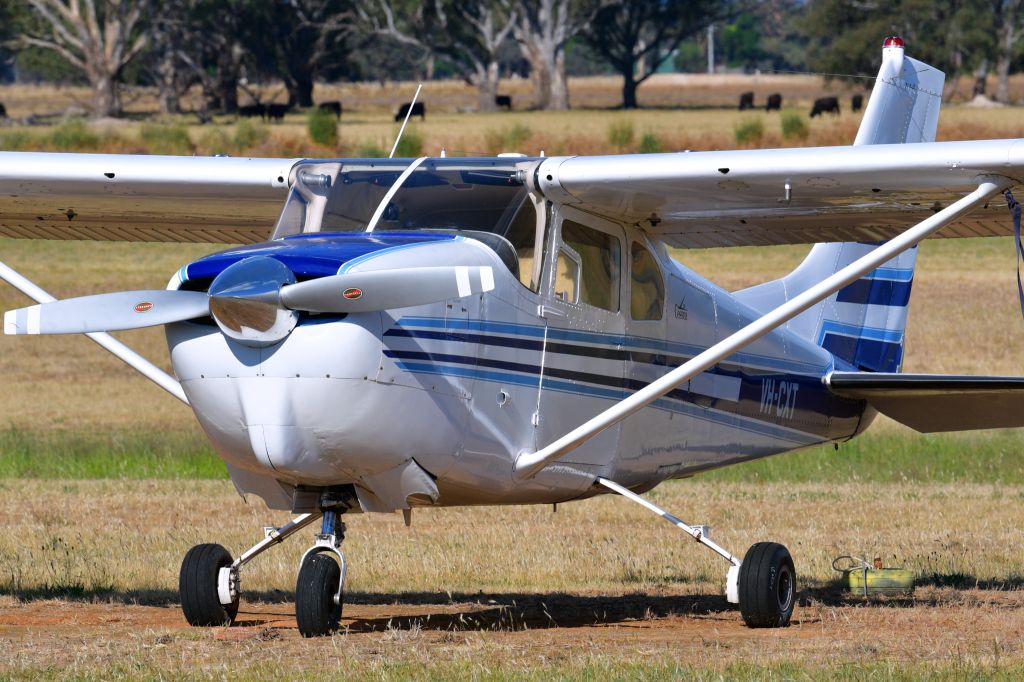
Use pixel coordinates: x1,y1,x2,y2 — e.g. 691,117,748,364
393,316,829,375
392,360,820,446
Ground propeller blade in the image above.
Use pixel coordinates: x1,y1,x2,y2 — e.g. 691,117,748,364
4,290,210,335
280,266,495,313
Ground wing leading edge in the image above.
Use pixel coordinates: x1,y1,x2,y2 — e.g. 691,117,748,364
529,139,1024,249
0,152,299,243
828,372,1024,432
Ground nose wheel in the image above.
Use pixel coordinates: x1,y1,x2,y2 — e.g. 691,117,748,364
295,510,347,637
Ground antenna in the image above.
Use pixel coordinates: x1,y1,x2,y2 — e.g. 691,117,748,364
390,83,423,159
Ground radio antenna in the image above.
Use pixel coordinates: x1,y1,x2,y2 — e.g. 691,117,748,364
390,83,423,158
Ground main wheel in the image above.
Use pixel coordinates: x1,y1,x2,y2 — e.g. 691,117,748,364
295,552,342,637
179,543,238,626
738,542,796,628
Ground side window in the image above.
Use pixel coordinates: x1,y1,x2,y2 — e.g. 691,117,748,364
561,220,620,312
631,241,665,321
505,197,542,291
555,250,580,303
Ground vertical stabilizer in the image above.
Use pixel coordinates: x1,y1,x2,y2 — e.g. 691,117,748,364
854,36,945,146
735,38,945,373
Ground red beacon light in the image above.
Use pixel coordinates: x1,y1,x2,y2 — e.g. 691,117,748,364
883,36,905,48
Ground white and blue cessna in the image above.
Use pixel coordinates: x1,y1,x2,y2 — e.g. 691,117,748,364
3,37,1024,635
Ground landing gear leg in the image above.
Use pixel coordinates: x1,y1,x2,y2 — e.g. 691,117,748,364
595,477,796,628
179,513,322,627
295,510,346,637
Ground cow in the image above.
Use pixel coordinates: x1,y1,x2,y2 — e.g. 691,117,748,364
495,95,512,110
851,94,864,112
810,96,840,117
238,104,265,120
0,102,6,119
395,101,426,122
738,91,754,111
765,93,782,111
318,101,342,120
266,103,289,122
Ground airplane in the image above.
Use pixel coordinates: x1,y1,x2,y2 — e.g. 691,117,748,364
2,36,1024,636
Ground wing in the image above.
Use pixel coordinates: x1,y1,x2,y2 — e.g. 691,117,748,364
0,152,299,243
529,139,1024,248
828,372,1024,432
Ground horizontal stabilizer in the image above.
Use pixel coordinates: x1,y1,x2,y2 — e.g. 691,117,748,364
827,372,1024,432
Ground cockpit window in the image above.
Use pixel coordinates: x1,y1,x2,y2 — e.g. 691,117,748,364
272,159,536,239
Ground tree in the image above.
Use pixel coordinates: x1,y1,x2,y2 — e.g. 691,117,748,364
799,0,994,102
268,0,352,108
582,0,716,109
22,0,149,117
992,0,1024,102
357,0,517,112
510,0,601,110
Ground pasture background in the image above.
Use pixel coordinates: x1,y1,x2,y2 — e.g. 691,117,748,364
2,74,1024,679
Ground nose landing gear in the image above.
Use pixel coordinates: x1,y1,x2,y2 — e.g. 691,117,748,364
295,511,346,637
178,508,349,635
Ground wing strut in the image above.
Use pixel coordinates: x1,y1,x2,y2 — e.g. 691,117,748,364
514,178,1006,479
0,259,189,404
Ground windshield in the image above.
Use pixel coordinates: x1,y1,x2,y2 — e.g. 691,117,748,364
272,158,538,240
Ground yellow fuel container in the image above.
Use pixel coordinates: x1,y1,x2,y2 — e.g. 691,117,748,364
833,556,915,596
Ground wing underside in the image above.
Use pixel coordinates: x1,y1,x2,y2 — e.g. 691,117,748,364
828,372,1024,432
0,152,298,243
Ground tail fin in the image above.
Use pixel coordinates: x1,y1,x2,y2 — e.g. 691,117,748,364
735,39,944,373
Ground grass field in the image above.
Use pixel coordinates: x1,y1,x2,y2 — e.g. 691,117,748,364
1,74,1024,678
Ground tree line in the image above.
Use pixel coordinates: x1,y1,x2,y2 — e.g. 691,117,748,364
0,1,1022,119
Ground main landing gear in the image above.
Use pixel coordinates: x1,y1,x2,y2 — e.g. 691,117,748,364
179,508,349,637
595,477,796,628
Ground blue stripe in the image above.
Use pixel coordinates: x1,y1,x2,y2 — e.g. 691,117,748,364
818,320,904,344
821,334,903,373
836,278,913,306
395,316,829,375
867,267,914,282
393,361,817,446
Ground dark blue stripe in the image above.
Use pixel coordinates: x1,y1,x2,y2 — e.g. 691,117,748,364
822,333,903,373
836,278,913,307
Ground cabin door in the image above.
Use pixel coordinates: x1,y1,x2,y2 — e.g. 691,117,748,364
535,206,626,471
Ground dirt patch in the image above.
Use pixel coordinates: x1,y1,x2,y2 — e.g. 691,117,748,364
2,589,1024,676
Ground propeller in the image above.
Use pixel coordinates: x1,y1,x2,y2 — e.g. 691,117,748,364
4,290,209,335
4,256,496,347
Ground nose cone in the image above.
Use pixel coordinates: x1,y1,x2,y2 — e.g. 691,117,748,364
208,256,299,346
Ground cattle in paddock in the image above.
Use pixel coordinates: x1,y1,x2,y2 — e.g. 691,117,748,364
395,101,426,122
851,94,864,112
266,103,289,122
318,101,342,120
495,95,512,110
765,93,782,111
738,91,754,110
810,96,840,117
238,104,265,119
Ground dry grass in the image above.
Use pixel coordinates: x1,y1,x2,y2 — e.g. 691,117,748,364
2,479,1024,678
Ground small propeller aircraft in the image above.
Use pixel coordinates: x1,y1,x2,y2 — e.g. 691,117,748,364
3,37,1024,636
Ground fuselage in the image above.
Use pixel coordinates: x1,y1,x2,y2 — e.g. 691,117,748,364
166,221,867,513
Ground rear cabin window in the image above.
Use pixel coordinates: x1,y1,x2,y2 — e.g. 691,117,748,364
630,241,664,320
561,221,620,312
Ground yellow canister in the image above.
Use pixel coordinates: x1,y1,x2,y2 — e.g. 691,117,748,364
833,556,915,596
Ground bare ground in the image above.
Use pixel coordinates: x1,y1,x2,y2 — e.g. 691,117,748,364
2,588,1024,678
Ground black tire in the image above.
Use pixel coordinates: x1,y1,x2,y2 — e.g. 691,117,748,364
295,552,342,637
738,542,796,628
179,543,238,626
